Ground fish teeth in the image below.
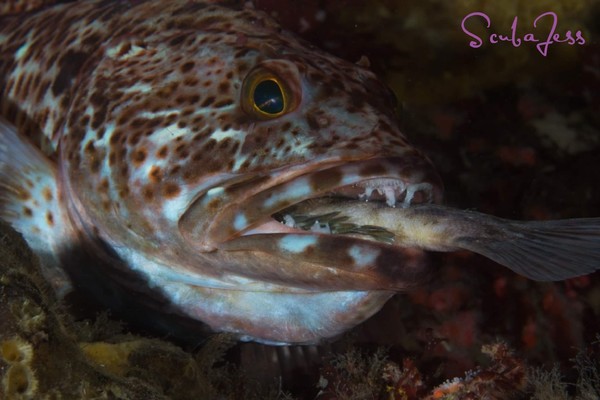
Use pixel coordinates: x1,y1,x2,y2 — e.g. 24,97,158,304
355,179,433,208
358,187,374,201
402,182,433,208
283,214,297,228
310,220,331,234
356,179,405,206
383,186,397,207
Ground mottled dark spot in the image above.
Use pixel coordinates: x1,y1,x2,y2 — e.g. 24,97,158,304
170,34,186,47
82,33,102,48
183,77,199,87
129,118,146,128
359,163,386,177
149,166,162,183
280,122,292,132
90,158,101,173
180,61,195,73
128,131,143,146
52,50,89,96
170,165,181,175
309,168,342,191
142,186,154,201
203,139,216,152
239,159,251,171
89,91,105,108
219,138,232,149
163,183,181,198
110,130,123,144
85,141,95,154
46,211,54,226
175,143,189,158
42,187,53,202
92,107,108,130
218,81,230,93
131,148,147,165
99,178,109,193
115,41,132,57
23,207,33,217
156,146,169,159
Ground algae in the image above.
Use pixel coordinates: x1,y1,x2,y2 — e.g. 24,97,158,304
0,220,293,400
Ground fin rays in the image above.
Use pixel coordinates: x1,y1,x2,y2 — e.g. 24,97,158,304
0,117,73,294
459,218,600,281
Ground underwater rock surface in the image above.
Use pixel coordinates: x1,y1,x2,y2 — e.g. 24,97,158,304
0,220,246,399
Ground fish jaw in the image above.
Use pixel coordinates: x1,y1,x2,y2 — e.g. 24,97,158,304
167,154,440,343
176,155,441,289
180,149,442,244
166,286,396,345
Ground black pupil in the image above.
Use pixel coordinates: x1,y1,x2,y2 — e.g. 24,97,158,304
253,79,284,114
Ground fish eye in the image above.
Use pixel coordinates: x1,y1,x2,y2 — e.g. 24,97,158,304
253,79,284,115
241,68,297,119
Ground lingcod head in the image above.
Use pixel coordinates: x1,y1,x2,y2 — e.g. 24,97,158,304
1,1,442,344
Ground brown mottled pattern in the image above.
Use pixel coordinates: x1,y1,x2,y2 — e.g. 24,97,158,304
1,0,424,257
0,0,58,16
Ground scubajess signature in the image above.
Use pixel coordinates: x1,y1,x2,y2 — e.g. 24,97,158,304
461,11,586,56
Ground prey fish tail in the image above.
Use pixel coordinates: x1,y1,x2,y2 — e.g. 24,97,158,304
285,199,600,281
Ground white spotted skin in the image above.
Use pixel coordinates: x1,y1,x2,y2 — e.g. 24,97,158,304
263,177,314,209
279,234,317,254
233,213,248,231
348,244,381,269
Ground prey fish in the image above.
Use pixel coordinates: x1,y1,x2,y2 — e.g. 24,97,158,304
0,0,598,345
278,198,600,282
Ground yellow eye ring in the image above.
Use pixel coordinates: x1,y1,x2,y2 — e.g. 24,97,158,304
241,68,295,119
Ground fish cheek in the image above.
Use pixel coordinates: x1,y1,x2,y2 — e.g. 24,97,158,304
179,193,227,251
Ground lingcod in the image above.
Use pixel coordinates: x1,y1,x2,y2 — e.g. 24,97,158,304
0,0,598,344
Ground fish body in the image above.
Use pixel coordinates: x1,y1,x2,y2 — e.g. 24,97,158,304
0,0,441,344
0,0,597,345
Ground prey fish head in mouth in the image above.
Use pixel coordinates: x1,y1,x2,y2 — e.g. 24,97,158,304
173,157,441,343
0,1,440,344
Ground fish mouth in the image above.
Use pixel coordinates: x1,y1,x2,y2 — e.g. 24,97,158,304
180,155,441,291
213,155,442,241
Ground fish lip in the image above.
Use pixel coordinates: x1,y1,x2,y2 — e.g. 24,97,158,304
198,155,442,245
